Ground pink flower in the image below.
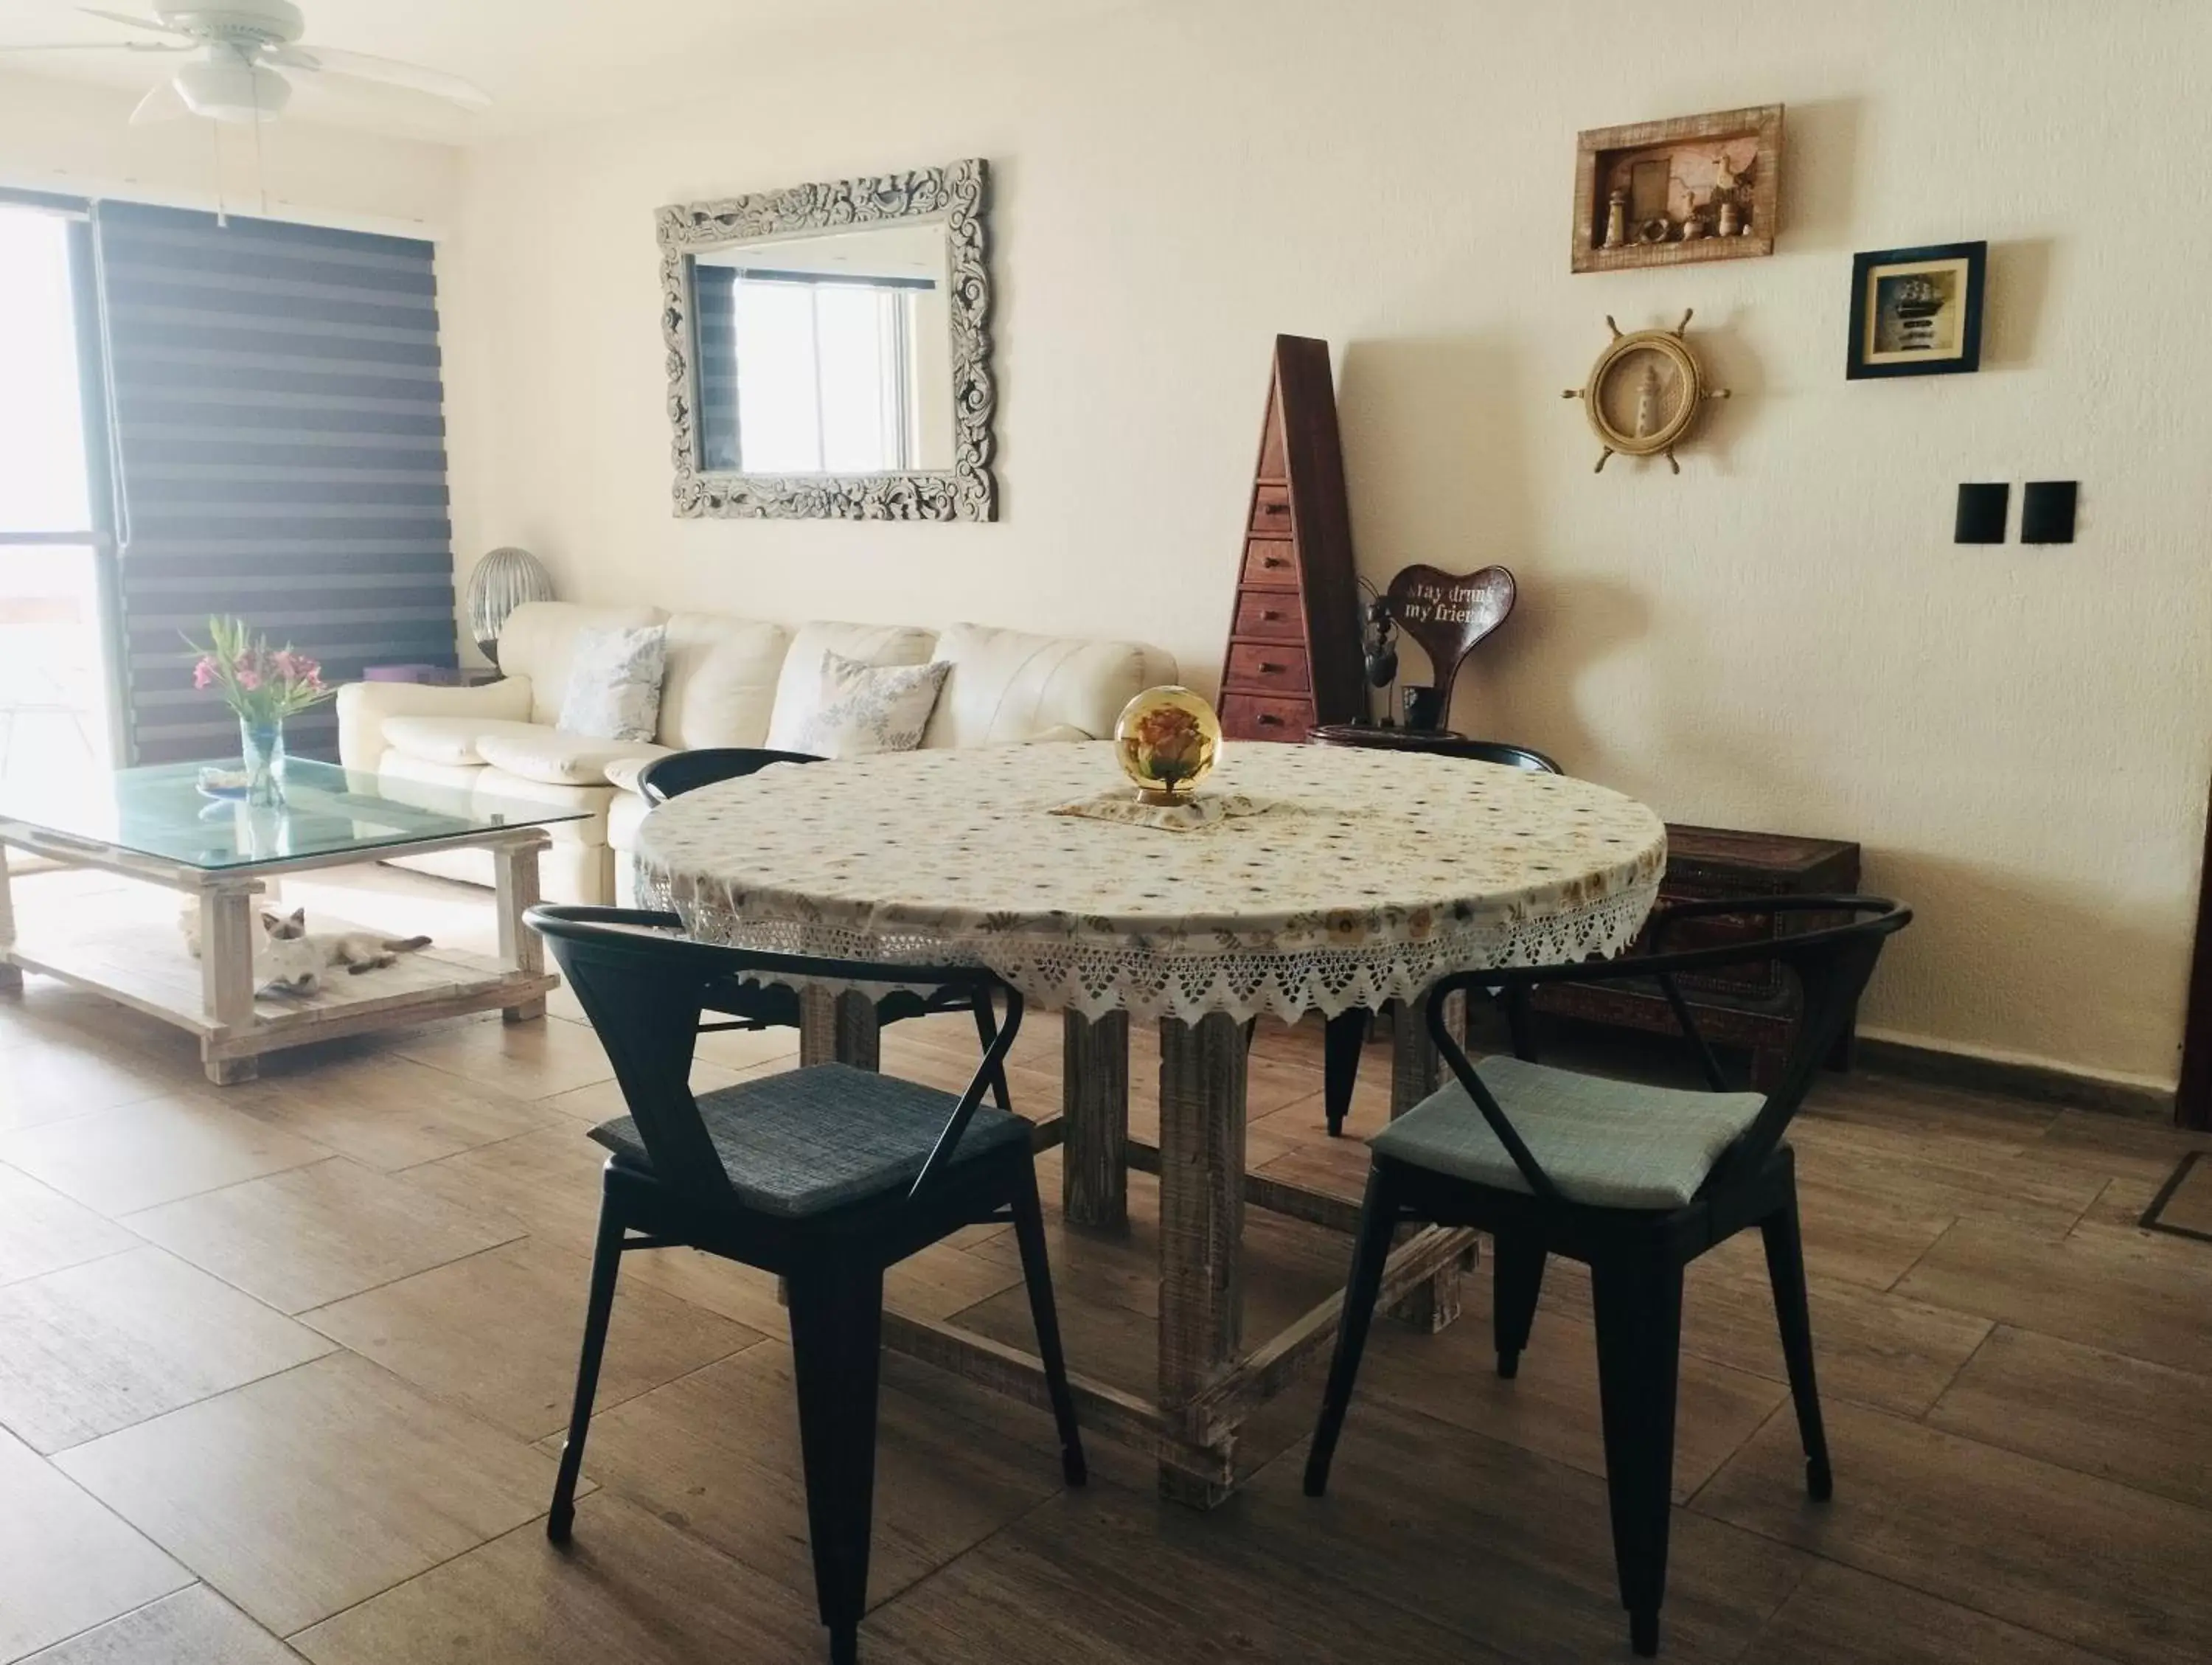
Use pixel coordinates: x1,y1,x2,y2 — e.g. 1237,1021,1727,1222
235,668,261,691
192,658,218,690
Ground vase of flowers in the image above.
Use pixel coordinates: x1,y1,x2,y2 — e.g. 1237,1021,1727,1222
188,617,333,807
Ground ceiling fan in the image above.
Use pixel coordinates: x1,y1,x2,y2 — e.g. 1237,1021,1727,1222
0,2,492,124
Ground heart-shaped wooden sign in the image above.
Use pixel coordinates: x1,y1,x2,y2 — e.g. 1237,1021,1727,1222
1384,564,1517,726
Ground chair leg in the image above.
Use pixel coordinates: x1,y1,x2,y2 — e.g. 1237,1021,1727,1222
787,1265,886,1665
970,995,1012,1111
548,1197,625,1545
1590,1256,1683,1659
1761,1183,1833,1501
1304,1164,1401,1496
1321,1009,1368,1138
1492,1231,1547,1379
1009,1158,1087,1486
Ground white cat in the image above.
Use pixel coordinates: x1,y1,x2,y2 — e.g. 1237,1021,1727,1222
178,903,433,996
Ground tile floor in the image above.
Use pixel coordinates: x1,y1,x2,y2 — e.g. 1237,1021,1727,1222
1,861,2209,1662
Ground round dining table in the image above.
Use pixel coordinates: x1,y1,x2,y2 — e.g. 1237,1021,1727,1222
634,740,1667,1504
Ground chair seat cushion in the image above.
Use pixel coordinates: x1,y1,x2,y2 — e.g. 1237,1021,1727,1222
1369,1055,1766,1211
587,1062,1028,1217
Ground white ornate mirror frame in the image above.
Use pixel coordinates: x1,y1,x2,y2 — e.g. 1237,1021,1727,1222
657,157,995,521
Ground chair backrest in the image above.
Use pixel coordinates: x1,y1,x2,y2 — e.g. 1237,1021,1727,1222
525,904,1020,1206
638,747,824,806
1427,895,1911,1208
1450,740,1561,774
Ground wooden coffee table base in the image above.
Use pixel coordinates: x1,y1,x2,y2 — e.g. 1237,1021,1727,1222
807,992,1475,1509
0,826,557,1085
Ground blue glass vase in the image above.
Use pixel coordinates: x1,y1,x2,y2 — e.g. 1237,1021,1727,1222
240,717,286,807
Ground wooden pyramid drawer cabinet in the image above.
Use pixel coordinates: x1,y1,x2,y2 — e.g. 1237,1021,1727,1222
1217,336,1366,742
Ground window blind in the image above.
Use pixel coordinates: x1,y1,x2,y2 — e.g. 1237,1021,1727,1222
97,202,455,765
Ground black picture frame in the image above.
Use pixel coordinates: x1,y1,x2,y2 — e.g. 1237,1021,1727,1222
1846,240,1986,380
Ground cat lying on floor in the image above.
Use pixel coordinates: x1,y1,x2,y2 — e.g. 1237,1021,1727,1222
179,903,433,996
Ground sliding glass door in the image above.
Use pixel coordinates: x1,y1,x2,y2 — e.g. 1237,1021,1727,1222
0,195,116,797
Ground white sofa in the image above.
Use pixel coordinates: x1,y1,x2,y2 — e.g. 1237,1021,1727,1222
336,602,1178,906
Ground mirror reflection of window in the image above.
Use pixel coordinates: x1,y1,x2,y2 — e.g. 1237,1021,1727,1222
692,218,956,478
728,274,922,474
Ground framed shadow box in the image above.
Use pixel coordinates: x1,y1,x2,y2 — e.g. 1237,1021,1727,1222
1571,104,1783,274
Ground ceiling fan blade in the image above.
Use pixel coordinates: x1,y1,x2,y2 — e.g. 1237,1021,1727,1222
128,77,188,123
76,7,191,35
267,44,490,109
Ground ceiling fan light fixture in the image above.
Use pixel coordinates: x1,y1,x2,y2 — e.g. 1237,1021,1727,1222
174,50,289,122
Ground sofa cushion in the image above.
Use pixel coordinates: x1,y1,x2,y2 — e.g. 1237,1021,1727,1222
796,653,952,759
659,613,787,749
380,716,545,768
476,729,671,788
554,623,667,743
922,623,1181,748
498,601,667,726
765,621,936,752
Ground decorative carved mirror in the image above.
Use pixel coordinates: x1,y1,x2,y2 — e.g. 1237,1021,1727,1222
658,158,995,521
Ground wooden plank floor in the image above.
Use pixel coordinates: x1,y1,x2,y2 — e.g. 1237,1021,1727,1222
1,861,2210,1661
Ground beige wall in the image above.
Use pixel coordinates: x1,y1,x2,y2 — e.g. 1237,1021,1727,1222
0,66,459,234
137,0,2212,1089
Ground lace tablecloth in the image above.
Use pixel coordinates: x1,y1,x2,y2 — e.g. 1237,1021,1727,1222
634,741,1667,1025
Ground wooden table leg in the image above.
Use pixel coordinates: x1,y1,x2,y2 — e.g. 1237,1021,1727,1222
199,884,259,1085
1390,987,1467,1331
1062,1009,1130,1229
1156,1010,1247,1507
493,838,546,1024
0,844,21,996
801,987,881,1071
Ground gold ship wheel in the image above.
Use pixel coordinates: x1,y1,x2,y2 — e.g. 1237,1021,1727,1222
1562,310,1731,475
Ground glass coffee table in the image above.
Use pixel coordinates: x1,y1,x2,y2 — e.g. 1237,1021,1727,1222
0,758,588,1085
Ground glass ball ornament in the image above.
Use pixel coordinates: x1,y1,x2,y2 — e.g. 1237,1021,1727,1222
1113,685,1222,805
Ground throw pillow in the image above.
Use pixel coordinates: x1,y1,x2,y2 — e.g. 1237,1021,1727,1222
556,624,667,743
799,651,952,758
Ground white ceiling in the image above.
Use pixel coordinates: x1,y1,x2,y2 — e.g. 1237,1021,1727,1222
0,0,1139,139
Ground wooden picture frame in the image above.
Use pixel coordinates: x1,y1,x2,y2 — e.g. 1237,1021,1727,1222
1571,105,1783,274
1846,240,1987,380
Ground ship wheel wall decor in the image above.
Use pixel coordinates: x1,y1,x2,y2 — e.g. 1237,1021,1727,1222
1562,310,1731,474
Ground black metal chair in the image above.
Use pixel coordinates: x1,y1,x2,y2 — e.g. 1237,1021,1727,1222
636,746,1012,1108
636,746,825,807
1303,895,1910,1658
1318,740,1564,1137
529,904,1085,1665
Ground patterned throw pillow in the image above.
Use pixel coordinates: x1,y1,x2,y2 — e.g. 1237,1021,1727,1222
556,624,668,743
799,650,952,758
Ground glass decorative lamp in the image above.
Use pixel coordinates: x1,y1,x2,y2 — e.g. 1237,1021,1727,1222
464,547,554,669
1114,686,1222,806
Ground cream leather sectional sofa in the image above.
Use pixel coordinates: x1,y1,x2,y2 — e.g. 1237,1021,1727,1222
335,601,1178,906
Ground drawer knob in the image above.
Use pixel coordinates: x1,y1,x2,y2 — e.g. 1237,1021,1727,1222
1258,713,1284,726
1261,609,1282,621
1259,661,1284,674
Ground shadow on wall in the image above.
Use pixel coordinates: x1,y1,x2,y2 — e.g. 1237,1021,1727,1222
1854,845,2187,1085
1983,237,2056,368
1777,95,1864,251
1448,575,1650,774
1338,332,1545,580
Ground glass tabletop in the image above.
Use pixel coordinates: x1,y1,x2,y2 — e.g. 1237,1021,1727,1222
0,758,590,872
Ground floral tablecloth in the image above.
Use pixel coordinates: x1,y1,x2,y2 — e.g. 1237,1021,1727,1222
634,741,1667,1025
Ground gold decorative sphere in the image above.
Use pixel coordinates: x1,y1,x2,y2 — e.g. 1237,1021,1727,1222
1113,685,1222,805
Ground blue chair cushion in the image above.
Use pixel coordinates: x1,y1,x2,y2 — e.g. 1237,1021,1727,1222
1368,1054,1767,1211
588,1062,1029,1218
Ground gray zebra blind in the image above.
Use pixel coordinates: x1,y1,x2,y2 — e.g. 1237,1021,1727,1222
99,202,455,765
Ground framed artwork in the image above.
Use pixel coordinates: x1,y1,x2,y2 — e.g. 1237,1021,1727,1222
1570,104,1784,274
1846,240,1987,379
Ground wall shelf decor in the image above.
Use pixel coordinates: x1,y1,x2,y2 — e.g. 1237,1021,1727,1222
1214,336,1366,743
1845,240,1986,380
1563,311,1731,473
1571,105,1782,274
